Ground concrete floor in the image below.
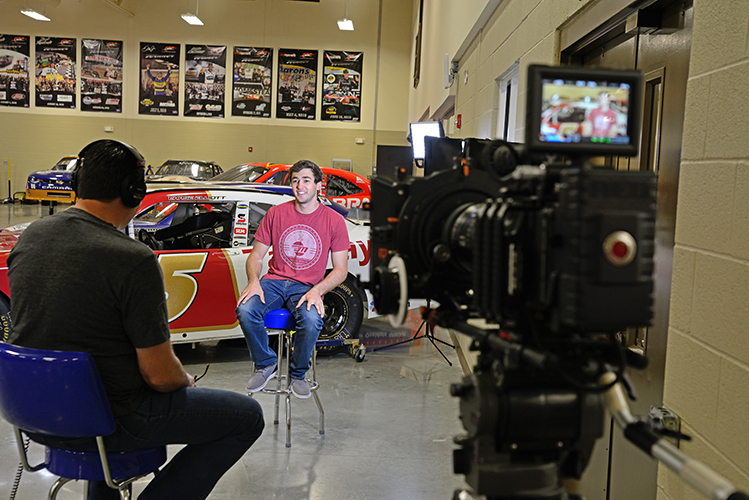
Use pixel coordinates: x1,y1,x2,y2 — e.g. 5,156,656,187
0,202,471,500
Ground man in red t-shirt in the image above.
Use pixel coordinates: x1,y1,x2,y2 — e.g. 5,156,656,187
236,160,349,399
584,91,619,138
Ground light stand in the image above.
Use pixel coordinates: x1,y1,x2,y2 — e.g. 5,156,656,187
373,299,455,366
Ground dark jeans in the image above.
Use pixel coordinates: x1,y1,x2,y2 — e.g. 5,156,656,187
34,386,264,500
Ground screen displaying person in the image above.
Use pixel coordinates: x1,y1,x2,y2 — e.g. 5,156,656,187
583,91,619,138
236,160,349,400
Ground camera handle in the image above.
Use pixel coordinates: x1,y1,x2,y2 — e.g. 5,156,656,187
600,372,749,500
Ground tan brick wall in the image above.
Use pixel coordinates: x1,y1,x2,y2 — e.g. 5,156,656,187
661,0,749,497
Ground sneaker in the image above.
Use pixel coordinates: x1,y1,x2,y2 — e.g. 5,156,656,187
246,364,278,394
290,379,311,399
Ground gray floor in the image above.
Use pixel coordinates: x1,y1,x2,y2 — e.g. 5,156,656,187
0,202,470,500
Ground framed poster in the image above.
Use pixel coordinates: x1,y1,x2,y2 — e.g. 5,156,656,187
184,45,227,118
232,46,272,118
277,49,317,120
322,51,362,122
0,34,30,107
139,42,180,115
81,39,123,113
35,37,76,109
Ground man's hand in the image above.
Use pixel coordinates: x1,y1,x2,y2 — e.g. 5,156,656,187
238,280,264,306
296,287,324,316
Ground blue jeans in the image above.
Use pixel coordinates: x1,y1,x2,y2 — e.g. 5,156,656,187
32,387,264,500
236,278,323,380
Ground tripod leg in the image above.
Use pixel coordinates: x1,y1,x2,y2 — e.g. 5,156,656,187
372,320,427,352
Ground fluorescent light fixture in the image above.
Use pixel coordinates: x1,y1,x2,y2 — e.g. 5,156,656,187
21,8,51,21
181,13,204,25
337,18,354,30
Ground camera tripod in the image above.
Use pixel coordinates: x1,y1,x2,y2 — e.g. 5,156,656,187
373,299,455,365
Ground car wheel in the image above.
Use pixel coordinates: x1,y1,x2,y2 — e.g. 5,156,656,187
0,295,12,343
318,274,364,356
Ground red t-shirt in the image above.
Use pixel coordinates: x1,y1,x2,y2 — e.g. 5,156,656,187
588,108,618,137
255,200,349,286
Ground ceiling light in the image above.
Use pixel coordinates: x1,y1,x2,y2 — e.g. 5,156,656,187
337,18,354,31
337,0,354,31
181,12,203,25
21,8,51,21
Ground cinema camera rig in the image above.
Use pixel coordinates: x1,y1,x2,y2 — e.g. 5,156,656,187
368,65,749,500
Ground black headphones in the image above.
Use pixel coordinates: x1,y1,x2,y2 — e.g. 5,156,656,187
72,139,147,208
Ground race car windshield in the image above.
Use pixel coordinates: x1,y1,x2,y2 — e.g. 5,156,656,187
212,165,269,182
155,161,214,180
52,158,78,171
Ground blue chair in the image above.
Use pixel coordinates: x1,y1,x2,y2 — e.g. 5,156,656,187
257,309,324,448
0,342,166,500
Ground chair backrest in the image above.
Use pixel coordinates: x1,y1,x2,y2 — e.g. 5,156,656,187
0,342,116,438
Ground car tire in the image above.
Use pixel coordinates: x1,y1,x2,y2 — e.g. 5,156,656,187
0,295,12,343
318,274,364,356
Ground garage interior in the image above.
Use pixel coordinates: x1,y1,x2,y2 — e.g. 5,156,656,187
1,0,749,499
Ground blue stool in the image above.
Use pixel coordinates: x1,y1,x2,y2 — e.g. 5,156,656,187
0,342,166,500
257,308,324,447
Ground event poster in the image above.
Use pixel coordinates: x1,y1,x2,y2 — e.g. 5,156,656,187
322,51,362,122
81,39,123,113
276,49,317,120
232,47,272,118
0,34,30,107
35,37,76,109
139,42,180,115
184,44,227,118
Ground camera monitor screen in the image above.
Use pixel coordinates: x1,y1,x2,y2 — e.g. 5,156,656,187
525,65,643,157
410,121,444,161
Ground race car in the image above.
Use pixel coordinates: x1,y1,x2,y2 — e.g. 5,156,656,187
0,183,371,353
146,160,223,183
323,90,359,107
210,163,371,209
25,156,78,203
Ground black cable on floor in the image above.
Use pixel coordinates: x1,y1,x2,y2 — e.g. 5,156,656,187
8,435,29,500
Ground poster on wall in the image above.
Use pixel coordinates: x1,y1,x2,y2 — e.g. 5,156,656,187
231,46,272,118
0,35,30,107
322,51,362,122
35,37,76,109
81,39,123,113
139,42,180,115
276,49,317,120
184,45,226,118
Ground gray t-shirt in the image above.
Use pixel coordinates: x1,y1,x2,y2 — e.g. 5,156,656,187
8,208,170,416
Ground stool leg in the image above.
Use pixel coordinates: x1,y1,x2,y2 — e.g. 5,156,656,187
312,348,324,435
47,477,72,500
285,331,292,447
273,332,284,425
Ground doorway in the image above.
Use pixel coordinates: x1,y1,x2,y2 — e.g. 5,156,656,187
561,1,693,498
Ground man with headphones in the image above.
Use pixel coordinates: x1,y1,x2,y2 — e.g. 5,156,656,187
7,139,265,500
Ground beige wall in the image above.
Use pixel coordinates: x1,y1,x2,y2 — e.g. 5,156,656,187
414,0,749,496
659,0,749,497
0,0,412,189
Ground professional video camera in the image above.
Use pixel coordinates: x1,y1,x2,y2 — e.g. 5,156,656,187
368,65,748,500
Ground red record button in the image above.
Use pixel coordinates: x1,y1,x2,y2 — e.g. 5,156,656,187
602,231,637,266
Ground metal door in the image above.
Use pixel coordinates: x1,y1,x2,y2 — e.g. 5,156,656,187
561,1,693,498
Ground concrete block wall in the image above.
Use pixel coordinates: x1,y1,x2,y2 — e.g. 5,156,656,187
660,0,749,498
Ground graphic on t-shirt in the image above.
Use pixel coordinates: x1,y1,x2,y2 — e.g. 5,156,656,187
279,224,322,270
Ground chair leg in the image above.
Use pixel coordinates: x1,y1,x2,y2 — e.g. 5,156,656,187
312,349,325,435
273,332,284,425
47,477,72,500
285,331,292,447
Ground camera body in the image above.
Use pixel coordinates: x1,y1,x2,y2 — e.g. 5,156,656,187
370,155,656,334
368,65,657,499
